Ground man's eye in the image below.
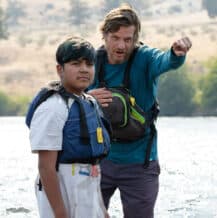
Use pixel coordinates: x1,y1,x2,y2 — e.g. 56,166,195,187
112,36,118,41
125,38,132,43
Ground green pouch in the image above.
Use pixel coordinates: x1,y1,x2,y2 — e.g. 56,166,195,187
102,87,147,142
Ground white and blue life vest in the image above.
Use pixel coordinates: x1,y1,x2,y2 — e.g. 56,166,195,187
26,81,111,164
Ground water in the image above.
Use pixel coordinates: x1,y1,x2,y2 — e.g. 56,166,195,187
0,117,217,218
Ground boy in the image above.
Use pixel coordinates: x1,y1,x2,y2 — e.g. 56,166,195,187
27,36,110,218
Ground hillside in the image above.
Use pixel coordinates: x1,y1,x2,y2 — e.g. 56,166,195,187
0,0,217,97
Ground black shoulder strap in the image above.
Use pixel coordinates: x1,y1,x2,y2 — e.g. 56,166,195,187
59,90,90,145
96,46,107,88
74,96,90,145
36,81,64,112
96,45,139,89
39,81,68,107
123,46,139,89
144,101,160,168
144,124,156,168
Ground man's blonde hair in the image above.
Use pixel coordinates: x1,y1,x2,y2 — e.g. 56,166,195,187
100,4,141,43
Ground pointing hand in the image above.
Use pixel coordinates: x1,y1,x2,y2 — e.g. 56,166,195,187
172,36,192,56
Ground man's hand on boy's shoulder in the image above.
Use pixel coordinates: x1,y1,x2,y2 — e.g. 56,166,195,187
88,88,113,107
172,36,192,56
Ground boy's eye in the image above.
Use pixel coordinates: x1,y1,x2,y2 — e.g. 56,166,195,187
68,59,94,66
70,61,79,65
86,61,94,66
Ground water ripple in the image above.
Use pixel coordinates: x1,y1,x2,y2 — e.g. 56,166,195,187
6,207,31,214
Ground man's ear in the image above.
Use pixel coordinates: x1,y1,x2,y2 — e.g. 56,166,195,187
56,64,64,79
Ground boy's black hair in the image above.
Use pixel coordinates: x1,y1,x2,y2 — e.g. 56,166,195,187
56,36,96,65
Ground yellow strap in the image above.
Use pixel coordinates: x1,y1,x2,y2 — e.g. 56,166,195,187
97,127,104,143
130,97,135,106
71,164,75,176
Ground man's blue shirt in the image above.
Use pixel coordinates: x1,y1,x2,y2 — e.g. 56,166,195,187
89,45,185,164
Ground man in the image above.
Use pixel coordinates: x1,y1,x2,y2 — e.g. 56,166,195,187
88,4,192,218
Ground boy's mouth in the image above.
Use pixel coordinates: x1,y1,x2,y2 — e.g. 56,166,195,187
77,76,90,81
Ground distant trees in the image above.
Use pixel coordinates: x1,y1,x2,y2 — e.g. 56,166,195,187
157,58,217,116
103,0,150,15
202,0,217,18
67,0,150,26
200,58,217,115
68,0,90,25
0,0,27,39
0,92,11,115
0,91,18,115
0,91,29,116
158,67,196,116
0,4,8,39
168,5,182,14
5,0,26,26
103,0,122,13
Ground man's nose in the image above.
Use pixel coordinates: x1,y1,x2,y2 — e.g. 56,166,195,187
117,39,125,49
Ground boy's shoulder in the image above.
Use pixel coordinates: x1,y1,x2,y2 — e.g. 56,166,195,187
39,93,65,109
26,81,68,128
32,94,67,120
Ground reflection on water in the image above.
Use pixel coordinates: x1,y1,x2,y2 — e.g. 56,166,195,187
0,117,217,218
156,117,217,218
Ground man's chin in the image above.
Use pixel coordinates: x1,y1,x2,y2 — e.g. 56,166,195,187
114,56,126,64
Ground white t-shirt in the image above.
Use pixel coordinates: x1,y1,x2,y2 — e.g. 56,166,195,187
29,93,73,152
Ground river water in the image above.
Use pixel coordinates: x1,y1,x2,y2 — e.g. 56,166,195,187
0,117,217,218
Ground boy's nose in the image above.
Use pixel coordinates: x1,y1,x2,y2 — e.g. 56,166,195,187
79,63,89,72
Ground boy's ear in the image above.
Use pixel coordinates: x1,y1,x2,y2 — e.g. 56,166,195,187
56,64,64,78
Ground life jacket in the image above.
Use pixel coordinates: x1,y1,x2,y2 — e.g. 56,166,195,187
26,81,111,165
95,45,160,167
